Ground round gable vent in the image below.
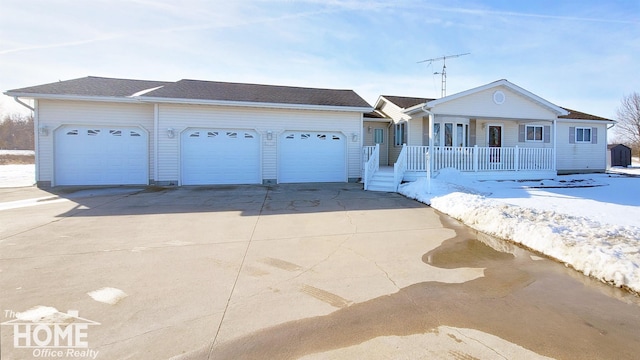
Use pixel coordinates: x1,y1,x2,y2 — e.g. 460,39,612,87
493,90,506,105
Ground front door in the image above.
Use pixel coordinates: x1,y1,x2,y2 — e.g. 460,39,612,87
488,125,502,162
373,127,388,166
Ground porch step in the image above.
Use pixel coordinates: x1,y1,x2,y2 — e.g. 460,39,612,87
366,171,396,192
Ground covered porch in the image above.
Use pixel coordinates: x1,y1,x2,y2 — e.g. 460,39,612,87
363,144,556,192
362,80,571,192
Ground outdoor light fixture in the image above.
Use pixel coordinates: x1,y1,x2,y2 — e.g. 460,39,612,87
38,125,49,136
267,130,273,140
352,133,358,142
167,128,175,138
367,126,372,133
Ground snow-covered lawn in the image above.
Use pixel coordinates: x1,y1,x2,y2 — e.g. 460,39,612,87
400,165,640,294
0,164,35,188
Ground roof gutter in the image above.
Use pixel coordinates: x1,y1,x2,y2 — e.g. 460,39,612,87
5,92,141,104
4,91,374,113
137,96,373,113
13,96,34,112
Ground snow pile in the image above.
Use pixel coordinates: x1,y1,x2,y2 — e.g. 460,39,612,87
16,306,59,322
400,168,640,293
87,287,128,305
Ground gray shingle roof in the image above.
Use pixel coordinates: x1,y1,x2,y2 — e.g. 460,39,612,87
381,95,434,109
6,76,371,109
142,79,371,108
559,107,611,121
6,76,171,97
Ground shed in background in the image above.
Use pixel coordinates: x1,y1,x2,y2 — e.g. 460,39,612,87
607,144,632,167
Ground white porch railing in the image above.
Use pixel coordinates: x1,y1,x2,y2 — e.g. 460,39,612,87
393,144,407,191
399,146,554,173
363,146,376,164
363,144,379,190
406,146,430,171
363,145,553,192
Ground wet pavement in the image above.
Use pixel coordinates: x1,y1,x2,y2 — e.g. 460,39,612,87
1,184,639,359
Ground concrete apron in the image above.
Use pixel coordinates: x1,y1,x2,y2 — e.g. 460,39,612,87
0,184,639,360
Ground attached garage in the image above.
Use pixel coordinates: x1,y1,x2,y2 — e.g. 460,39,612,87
181,128,261,185
279,131,346,183
5,76,372,187
54,125,148,186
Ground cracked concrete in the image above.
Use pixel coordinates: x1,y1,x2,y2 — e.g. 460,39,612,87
1,183,640,360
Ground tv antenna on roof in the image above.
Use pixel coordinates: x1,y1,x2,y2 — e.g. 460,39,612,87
418,52,470,98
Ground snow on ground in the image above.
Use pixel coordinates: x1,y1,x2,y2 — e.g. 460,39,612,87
400,167,640,294
0,164,35,188
0,150,35,156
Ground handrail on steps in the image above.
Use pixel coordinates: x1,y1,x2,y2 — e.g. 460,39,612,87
363,144,379,190
393,144,407,191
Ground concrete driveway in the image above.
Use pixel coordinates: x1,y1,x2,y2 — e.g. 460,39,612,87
1,184,640,360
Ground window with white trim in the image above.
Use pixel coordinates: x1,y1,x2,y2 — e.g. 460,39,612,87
526,125,543,142
576,127,592,143
394,123,406,146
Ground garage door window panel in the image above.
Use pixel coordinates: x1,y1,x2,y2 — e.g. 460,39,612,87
55,126,148,186
279,131,346,183
181,128,260,185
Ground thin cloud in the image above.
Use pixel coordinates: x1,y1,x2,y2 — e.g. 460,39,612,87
420,4,639,25
0,35,120,55
0,6,335,56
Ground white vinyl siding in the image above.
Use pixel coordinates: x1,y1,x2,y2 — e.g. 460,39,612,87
36,100,155,185
557,122,607,172
157,104,362,184
432,86,558,120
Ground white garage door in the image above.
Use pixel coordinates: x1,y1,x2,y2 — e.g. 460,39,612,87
54,126,148,186
181,129,261,185
279,131,346,183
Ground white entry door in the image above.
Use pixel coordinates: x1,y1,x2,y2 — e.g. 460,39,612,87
279,131,346,183
54,126,148,186
181,129,261,185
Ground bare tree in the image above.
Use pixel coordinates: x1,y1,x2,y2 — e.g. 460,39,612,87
0,113,34,150
615,92,640,157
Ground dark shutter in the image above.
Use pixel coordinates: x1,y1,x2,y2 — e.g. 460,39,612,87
544,125,551,143
592,127,598,144
569,127,575,144
518,125,525,142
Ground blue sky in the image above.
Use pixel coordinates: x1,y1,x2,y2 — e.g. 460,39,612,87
1,0,638,121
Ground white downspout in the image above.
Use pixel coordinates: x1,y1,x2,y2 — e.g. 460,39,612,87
13,96,35,112
153,104,159,184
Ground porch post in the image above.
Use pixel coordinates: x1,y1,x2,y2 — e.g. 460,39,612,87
429,112,434,177
552,118,557,172
473,145,479,172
